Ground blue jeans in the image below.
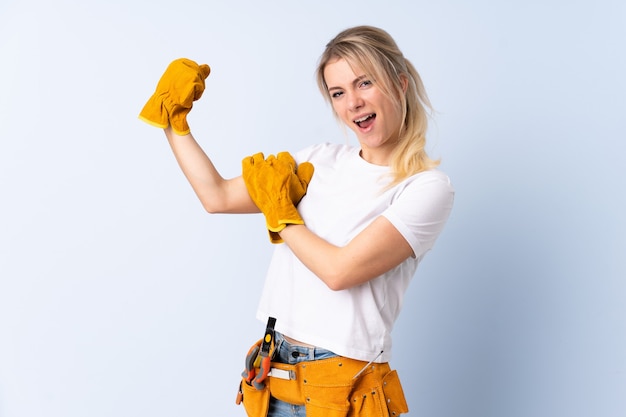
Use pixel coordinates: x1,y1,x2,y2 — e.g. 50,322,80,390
267,332,337,417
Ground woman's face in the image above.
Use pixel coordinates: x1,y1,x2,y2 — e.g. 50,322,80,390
324,57,403,165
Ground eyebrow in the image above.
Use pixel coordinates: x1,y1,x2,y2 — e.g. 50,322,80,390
327,75,368,92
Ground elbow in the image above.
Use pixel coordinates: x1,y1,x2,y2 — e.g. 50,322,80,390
315,254,362,291
319,259,379,291
203,204,219,214
321,269,353,292
326,282,348,292
325,279,344,292
200,199,224,214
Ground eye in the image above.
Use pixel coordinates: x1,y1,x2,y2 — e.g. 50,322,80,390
330,91,344,99
359,79,373,88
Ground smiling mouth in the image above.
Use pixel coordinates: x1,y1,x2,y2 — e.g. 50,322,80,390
354,113,376,128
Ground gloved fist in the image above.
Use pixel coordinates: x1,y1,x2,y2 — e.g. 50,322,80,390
270,152,314,243
278,152,314,206
242,152,314,244
139,58,211,135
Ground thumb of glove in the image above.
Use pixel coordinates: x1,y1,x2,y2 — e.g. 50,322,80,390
296,162,314,188
290,162,314,205
193,64,211,100
199,63,211,79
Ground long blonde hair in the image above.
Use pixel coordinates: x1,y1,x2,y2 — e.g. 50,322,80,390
316,26,439,186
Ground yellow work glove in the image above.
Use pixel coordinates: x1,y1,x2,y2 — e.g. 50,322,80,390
139,58,211,135
242,152,314,244
284,153,314,205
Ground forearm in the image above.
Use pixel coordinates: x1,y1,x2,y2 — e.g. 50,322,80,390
164,126,258,214
279,216,414,291
278,225,346,290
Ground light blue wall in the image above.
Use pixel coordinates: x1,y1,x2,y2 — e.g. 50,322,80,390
0,1,624,416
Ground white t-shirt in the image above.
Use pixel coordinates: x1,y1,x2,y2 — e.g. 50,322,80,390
256,143,454,362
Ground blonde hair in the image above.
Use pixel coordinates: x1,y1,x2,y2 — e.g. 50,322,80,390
316,26,439,186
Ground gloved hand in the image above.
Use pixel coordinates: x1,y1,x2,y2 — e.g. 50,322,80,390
283,152,314,205
139,58,211,135
242,152,314,243
269,152,314,243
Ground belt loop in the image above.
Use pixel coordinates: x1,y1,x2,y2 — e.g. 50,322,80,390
307,346,315,361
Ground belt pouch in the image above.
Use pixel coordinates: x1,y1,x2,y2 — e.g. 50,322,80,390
304,381,352,417
381,370,409,416
270,357,355,417
301,357,362,417
240,379,270,417
349,368,409,417
266,356,409,417
267,362,305,405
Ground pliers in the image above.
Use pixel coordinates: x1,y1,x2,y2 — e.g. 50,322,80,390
241,317,276,390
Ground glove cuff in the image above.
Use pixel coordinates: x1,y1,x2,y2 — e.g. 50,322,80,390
266,198,303,232
138,94,169,129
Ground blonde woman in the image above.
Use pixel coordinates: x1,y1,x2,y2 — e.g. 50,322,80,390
140,25,454,417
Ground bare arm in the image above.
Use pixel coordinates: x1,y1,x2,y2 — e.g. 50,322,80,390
164,126,259,214
278,216,414,291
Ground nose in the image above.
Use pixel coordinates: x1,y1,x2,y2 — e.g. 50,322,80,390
348,92,364,112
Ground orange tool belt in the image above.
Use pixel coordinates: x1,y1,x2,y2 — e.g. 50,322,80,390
237,354,409,417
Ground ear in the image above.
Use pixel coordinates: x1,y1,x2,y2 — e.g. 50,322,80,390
400,74,409,93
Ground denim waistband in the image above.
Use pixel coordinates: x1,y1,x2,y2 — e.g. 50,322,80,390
273,332,337,365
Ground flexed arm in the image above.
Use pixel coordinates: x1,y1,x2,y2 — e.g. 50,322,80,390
243,153,454,291
164,128,258,214
242,152,413,289
278,220,413,291
140,58,257,214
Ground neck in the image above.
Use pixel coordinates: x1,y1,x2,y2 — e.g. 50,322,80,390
359,146,394,166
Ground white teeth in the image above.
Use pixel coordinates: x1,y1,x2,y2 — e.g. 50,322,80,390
354,114,373,123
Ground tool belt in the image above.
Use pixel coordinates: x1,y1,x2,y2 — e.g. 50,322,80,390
237,353,409,417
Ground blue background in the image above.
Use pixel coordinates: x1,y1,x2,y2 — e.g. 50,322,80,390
0,0,624,416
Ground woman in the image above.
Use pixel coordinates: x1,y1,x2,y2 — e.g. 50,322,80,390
140,25,454,417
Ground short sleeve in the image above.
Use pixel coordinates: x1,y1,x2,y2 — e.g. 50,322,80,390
382,171,454,259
